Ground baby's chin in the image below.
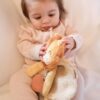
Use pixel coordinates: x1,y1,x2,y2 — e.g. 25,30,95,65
41,29,49,32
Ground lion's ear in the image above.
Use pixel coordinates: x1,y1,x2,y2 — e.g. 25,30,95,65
47,37,54,46
57,42,65,58
54,33,62,40
47,33,62,46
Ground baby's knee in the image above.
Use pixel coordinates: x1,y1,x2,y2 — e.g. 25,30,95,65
9,70,38,100
10,69,27,86
9,69,25,87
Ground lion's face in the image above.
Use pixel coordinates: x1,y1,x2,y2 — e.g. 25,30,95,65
43,39,65,65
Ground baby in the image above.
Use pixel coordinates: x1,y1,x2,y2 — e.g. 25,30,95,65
10,0,83,100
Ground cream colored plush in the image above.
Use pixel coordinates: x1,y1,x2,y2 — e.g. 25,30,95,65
26,34,77,100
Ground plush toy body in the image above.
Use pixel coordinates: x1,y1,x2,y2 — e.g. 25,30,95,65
25,34,77,100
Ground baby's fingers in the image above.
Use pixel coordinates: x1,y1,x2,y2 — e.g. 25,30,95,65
66,44,72,49
64,49,71,57
39,50,45,56
61,39,68,45
41,46,47,51
64,44,72,53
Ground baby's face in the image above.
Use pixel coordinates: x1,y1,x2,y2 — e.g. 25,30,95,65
27,0,60,31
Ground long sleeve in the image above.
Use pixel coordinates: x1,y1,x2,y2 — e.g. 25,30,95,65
17,25,42,60
65,22,83,52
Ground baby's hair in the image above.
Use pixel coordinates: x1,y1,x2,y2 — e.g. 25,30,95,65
21,0,67,20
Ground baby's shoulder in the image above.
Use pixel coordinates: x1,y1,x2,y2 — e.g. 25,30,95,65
17,22,35,39
18,22,35,34
19,22,33,31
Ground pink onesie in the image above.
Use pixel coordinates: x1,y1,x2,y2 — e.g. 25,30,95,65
10,20,100,100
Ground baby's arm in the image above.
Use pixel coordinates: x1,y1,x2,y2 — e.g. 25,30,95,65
63,22,83,57
17,25,42,60
65,24,82,51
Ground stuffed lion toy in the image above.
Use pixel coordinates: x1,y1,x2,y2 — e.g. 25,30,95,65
25,34,78,100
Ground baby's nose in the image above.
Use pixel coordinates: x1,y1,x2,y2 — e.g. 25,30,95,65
42,17,50,24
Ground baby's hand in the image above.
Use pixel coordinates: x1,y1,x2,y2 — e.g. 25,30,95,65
39,43,47,60
62,36,76,54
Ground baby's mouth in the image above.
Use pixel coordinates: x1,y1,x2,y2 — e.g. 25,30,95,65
41,27,51,31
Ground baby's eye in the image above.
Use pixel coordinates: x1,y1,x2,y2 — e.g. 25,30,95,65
48,13,55,17
34,16,41,20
